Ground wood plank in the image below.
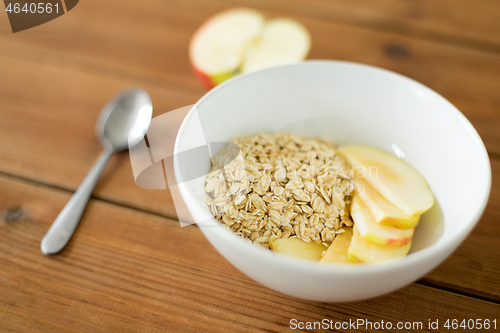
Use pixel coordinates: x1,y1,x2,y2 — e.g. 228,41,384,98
1,174,499,332
2,0,499,51
0,310,75,333
1,0,500,122
215,0,500,51
1,0,500,165
0,53,201,220
420,158,500,301
0,51,499,217
1,0,499,329
0,0,499,306
0,0,206,93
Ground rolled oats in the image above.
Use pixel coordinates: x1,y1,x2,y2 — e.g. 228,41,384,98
204,133,354,249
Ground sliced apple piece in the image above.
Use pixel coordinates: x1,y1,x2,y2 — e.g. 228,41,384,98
354,176,419,229
320,227,353,263
347,225,412,263
339,145,434,218
189,9,311,88
242,18,311,73
351,196,414,246
189,8,265,88
269,237,326,261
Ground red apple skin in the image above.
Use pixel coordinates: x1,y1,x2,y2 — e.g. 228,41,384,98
376,215,420,230
191,63,240,89
188,11,220,90
358,228,414,247
348,253,363,263
192,64,216,89
381,232,414,247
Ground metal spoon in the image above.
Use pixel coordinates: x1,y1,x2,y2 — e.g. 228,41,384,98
41,88,153,255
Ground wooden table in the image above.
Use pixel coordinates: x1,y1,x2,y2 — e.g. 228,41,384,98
1,0,499,331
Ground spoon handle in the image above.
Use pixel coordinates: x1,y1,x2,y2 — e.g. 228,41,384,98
41,149,113,255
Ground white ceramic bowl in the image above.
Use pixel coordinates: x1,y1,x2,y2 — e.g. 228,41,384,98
174,61,491,302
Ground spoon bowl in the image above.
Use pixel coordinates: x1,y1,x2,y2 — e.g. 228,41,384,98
98,88,153,151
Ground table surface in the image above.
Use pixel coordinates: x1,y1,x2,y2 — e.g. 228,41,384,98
1,0,499,332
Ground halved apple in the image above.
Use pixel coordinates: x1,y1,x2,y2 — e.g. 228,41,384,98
348,225,412,263
338,145,434,218
269,237,326,261
354,176,419,229
351,196,414,246
189,8,311,88
320,227,353,263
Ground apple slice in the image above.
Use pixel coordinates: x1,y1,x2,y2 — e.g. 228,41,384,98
189,9,311,88
351,196,414,246
189,8,265,89
241,18,311,73
320,227,353,264
269,237,327,261
338,145,434,218
354,176,419,229
348,225,412,263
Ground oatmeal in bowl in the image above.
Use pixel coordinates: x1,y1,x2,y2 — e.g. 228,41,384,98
205,133,354,248
204,130,434,265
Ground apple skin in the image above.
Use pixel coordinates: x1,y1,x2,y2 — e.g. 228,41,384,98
351,196,415,247
192,64,215,89
354,176,420,230
347,225,412,264
191,64,239,89
373,213,420,230
347,253,362,263
362,228,414,247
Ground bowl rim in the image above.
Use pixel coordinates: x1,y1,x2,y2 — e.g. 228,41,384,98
174,60,492,274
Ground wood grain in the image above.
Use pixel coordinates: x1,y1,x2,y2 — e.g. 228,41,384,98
0,0,499,303
0,53,198,219
420,159,500,302
1,174,499,333
1,0,500,121
215,0,500,51
1,0,500,330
